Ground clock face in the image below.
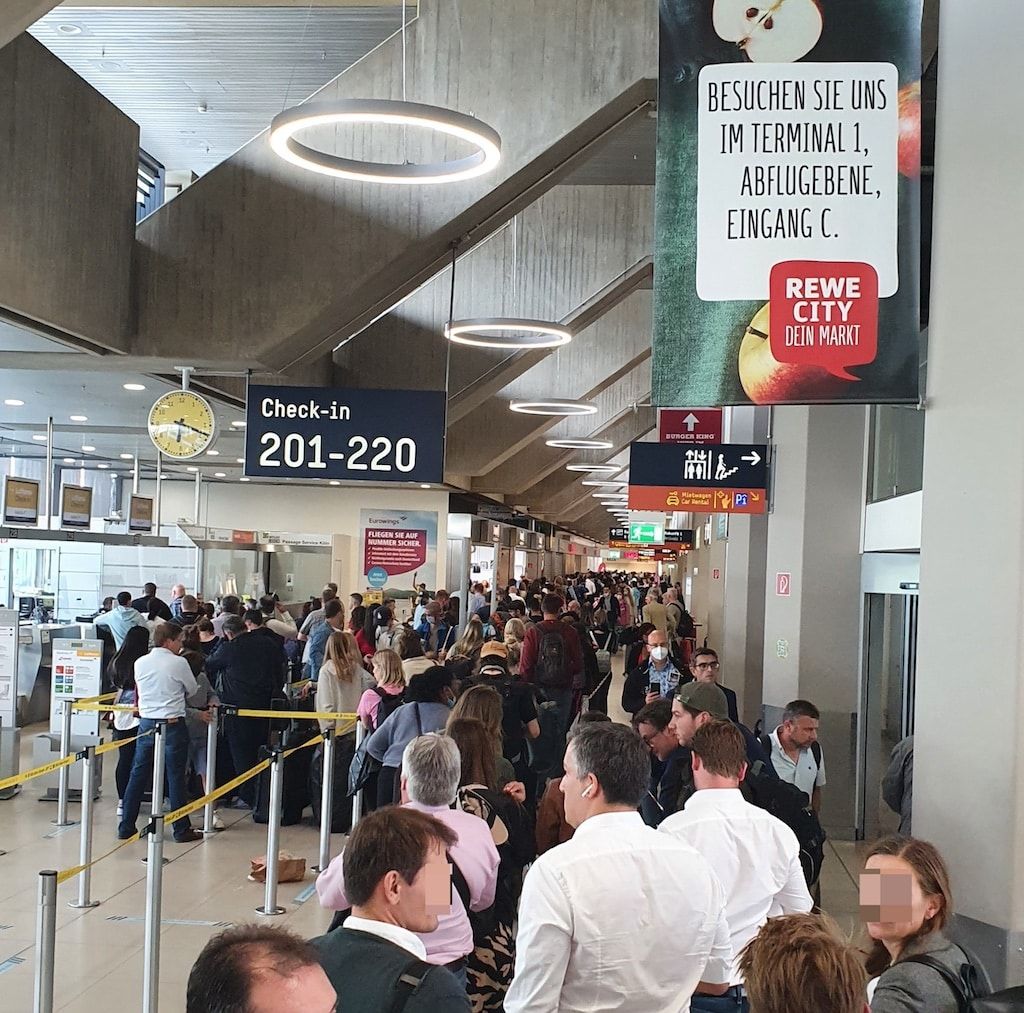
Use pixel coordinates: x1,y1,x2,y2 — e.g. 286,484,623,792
148,390,217,459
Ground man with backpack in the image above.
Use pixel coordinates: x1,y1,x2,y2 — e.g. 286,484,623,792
519,593,583,784
762,699,826,814
660,720,813,1011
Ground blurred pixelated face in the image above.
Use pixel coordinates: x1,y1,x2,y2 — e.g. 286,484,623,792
249,963,337,1013
860,854,940,945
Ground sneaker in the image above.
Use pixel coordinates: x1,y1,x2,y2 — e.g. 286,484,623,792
227,798,252,811
173,829,203,844
212,812,226,831
116,801,123,818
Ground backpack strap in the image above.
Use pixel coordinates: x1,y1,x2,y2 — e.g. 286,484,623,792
811,740,822,770
449,852,472,913
759,733,772,757
389,956,436,1013
899,955,970,1013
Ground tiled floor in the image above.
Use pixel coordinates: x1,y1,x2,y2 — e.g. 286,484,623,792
0,660,866,1010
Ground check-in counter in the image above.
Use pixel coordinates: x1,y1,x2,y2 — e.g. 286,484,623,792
16,622,82,728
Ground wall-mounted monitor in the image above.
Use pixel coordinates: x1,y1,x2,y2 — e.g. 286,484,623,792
60,484,93,529
128,494,154,534
3,476,40,525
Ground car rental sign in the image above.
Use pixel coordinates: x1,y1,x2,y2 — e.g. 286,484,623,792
244,384,445,483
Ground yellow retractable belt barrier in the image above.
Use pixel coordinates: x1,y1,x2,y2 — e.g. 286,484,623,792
230,709,359,721
95,729,154,756
75,691,117,705
57,833,142,884
73,701,137,713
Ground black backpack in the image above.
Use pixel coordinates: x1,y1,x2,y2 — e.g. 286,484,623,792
535,627,570,689
372,685,405,730
745,741,827,886
901,952,1024,1012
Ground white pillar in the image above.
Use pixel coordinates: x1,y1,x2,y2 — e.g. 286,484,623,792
915,0,1024,987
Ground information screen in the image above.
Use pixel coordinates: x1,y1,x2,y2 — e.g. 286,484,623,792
60,484,93,529
244,384,445,484
3,476,40,525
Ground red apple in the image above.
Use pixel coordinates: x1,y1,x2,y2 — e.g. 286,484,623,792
738,303,852,404
897,80,922,179
713,0,823,63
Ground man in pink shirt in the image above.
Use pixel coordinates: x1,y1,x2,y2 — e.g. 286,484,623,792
317,734,498,990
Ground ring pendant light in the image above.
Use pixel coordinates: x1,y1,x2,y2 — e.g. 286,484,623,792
546,438,613,450
445,318,572,349
581,479,627,487
269,3,500,185
510,400,598,417
565,463,620,473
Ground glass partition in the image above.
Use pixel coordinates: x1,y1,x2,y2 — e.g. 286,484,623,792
868,405,925,503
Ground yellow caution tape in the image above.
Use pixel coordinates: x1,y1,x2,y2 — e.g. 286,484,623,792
95,729,154,756
0,752,78,793
72,701,137,713
231,708,359,721
57,833,141,884
75,691,117,705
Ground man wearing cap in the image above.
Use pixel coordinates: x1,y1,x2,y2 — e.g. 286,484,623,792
468,641,541,799
669,682,773,809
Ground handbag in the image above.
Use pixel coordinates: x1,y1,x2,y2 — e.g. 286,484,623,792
347,735,382,796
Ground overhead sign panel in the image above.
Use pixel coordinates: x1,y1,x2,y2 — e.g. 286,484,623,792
628,521,664,545
654,0,921,406
628,442,769,514
245,384,445,483
610,526,694,548
659,408,723,445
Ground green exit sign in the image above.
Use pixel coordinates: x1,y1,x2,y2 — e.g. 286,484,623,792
628,522,663,544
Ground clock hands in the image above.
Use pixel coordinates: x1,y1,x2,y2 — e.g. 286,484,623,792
171,417,211,440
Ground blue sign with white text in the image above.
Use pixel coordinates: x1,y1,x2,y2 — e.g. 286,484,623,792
244,385,445,483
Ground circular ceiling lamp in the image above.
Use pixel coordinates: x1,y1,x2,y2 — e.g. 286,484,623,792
269,100,501,185
581,479,626,488
445,318,571,350
546,437,613,450
565,463,619,473
510,400,597,417
592,491,627,499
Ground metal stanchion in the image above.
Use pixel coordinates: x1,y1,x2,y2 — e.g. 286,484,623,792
142,815,164,1013
313,729,334,873
150,722,166,821
69,745,99,909
54,699,74,827
201,709,219,836
256,748,285,916
33,870,57,1013
351,722,365,828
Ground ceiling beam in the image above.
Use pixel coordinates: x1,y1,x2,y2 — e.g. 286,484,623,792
1,1,57,50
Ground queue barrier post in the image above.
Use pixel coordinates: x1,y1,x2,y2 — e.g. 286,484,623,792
351,722,365,828
33,870,57,1013
150,722,166,821
142,815,164,1013
202,708,219,836
256,747,285,916
54,700,74,827
313,728,334,874
68,745,99,909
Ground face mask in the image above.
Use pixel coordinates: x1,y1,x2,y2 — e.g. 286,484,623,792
650,646,669,662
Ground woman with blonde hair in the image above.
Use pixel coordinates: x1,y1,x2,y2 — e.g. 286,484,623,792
444,614,486,684
448,683,516,787
503,617,527,674
356,648,405,732
862,835,970,1012
315,630,368,733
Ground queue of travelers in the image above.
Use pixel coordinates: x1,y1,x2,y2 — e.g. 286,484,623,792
108,574,1021,1011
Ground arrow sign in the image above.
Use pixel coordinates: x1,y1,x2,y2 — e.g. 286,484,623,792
742,451,761,466
659,408,723,445
683,413,700,432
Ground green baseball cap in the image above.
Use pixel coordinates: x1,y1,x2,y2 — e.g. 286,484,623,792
675,681,729,720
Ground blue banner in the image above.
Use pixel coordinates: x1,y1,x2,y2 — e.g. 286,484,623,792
244,385,445,483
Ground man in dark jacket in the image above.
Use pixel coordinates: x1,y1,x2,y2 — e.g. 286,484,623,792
312,807,470,1012
206,614,285,808
688,647,740,723
634,700,690,827
169,594,203,629
132,582,173,622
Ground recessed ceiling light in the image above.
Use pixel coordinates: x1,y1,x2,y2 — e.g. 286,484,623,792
206,450,219,456
420,484,431,489
70,415,88,422
329,481,340,487
546,438,614,450
566,464,619,473
239,477,250,482
230,420,246,429
57,23,83,35
159,473,169,479
81,445,95,452
214,472,226,478
97,463,109,469
236,458,245,464
123,383,146,392
4,399,24,407
120,453,133,460
509,400,597,417
62,457,75,464
32,434,47,441
186,466,198,472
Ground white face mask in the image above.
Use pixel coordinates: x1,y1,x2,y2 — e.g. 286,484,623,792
650,645,669,662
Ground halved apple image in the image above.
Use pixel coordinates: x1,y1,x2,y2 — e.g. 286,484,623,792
713,0,824,63
738,303,853,404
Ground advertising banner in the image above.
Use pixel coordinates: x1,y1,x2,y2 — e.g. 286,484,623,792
360,509,438,591
245,384,445,483
3,476,39,525
655,0,921,406
659,408,723,445
60,484,92,529
128,495,154,533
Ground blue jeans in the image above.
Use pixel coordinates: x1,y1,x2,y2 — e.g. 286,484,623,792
691,990,748,1012
530,688,574,784
118,719,194,841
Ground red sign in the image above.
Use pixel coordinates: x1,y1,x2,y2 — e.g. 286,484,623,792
363,527,428,576
769,262,879,382
628,486,766,515
776,572,792,597
712,568,720,580
231,529,256,544
659,408,723,445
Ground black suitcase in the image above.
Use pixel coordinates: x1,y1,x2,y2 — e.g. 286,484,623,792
309,730,357,833
253,699,315,826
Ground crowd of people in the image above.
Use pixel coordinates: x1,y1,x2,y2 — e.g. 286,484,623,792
100,574,1007,1011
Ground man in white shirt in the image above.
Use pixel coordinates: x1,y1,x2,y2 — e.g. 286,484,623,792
506,722,732,1013
765,700,826,812
660,720,812,1010
311,807,470,1011
117,622,202,843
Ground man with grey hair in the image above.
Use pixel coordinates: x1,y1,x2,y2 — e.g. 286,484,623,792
506,722,732,1013
317,734,498,989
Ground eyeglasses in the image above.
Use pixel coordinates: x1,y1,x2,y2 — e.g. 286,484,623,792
641,730,666,746
694,661,720,670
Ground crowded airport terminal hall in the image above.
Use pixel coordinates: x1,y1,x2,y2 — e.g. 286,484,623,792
0,0,1020,1010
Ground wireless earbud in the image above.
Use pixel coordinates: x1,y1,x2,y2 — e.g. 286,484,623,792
580,785,594,799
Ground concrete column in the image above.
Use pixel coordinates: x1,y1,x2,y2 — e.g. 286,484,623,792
761,405,867,838
915,0,1024,987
